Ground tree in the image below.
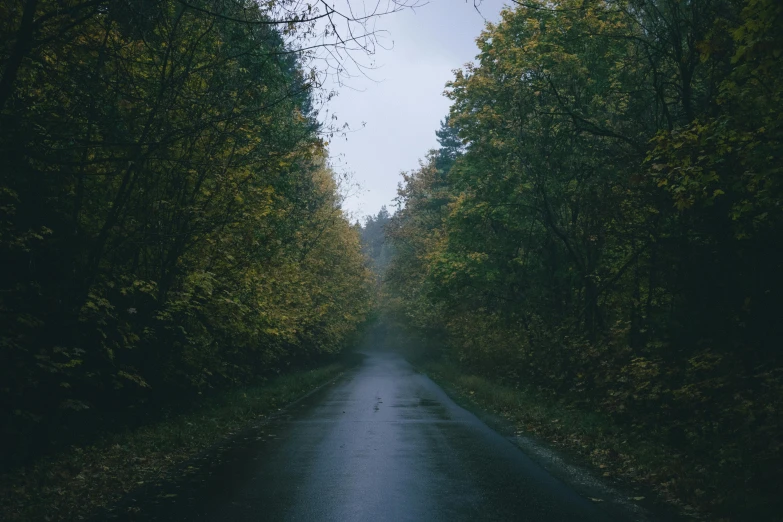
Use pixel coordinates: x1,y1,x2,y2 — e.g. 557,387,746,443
385,1,783,517
0,0,374,469
360,205,393,276
434,115,463,173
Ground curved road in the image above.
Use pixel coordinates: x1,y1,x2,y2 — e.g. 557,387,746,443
118,352,637,521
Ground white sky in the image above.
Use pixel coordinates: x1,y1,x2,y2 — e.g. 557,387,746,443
321,0,507,221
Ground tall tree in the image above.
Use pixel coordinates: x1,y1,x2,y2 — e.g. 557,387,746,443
0,0,374,469
385,1,783,517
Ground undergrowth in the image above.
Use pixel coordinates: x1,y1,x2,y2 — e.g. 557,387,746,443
423,360,714,521
0,363,345,521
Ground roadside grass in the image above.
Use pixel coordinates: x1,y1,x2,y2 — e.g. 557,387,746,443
0,363,346,521
422,360,708,521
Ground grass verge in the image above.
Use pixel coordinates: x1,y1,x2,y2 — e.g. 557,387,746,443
422,359,710,521
0,363,347,521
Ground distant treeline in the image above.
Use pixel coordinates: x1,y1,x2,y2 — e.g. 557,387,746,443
378,0,783,519
0,0,372,468
360,206,393,279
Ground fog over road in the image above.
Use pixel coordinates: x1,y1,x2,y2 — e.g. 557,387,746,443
119,352,637,521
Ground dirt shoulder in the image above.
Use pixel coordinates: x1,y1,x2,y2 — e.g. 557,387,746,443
417,359,707,522
0,363,351,521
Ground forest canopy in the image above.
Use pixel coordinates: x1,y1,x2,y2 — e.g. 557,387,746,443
0,0,375,468
2,0,783,518
382,0,783,518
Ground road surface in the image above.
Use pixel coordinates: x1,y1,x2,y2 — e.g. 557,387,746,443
116,352,637,521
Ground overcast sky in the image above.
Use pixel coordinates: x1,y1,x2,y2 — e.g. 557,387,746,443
321,0,506,221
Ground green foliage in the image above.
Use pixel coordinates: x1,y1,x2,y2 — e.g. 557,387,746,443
385,1,783,519
360,205,393,277
0,0,372,468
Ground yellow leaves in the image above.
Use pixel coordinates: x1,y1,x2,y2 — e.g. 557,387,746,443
58,359,84,369
674,197,692,211
466,251,489,263
687,351,723,373
116,371,150,388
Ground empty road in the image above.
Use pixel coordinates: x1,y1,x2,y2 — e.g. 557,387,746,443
114,352,637,521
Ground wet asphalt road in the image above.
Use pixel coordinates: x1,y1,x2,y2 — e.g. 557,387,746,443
121,352,629,521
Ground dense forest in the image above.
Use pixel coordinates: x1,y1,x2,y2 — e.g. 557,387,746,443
360,205,393,277
3,0,783,519
0,0,376,470
375,0,783,519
